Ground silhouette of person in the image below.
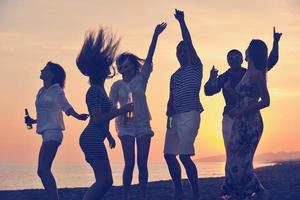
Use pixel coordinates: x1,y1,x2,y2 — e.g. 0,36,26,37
109,23,166,200
76,28,133,200
204,27,282,200
25,61,89,200
221,39,275,200
163,9,203,200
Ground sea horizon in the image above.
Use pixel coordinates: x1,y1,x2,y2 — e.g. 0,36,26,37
0,161,274,191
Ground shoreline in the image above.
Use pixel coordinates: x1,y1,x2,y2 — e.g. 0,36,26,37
1,160,300,199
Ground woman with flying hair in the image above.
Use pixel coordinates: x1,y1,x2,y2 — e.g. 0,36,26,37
76,28,133,200
109,23,166,199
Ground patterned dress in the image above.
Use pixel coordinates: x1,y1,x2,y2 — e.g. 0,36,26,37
80,86,113,163
222,71,265,199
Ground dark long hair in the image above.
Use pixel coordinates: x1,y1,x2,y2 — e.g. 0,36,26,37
76,28,119,84
116,52,144,74
47,61,66,88
248,39,268,74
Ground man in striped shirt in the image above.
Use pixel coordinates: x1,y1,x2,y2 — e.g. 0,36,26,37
164,9,203,200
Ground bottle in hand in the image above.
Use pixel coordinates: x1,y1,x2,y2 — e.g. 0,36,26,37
25,108,33,129
167,116,173,129
126,92,133,118
124,92,133,125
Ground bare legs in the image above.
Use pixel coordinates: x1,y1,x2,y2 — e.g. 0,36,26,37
120,136,135,199
137,135,151,199
164,154,199,200
120,135,151,199
164,154,183,198
83,159,113,200
37,141,60,200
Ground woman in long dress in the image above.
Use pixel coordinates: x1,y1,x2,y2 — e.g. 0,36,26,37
223,39,271,200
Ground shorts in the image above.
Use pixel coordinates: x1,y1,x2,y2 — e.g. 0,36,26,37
42,129,63,143
117,121,154,138
79,125,109,162
222,114,234,150
163,111,200,156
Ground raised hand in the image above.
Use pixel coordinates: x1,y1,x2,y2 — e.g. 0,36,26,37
210,65,218,79
154,22,167,36
273,26,282,43
174,9,184,21
146,22,167,63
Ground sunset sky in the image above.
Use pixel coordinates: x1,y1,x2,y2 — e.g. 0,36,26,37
0,0,299,164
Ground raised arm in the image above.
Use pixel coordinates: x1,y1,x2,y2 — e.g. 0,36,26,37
267,27,282,71
175,9,202,66
204,66,223,96
145,22,167,63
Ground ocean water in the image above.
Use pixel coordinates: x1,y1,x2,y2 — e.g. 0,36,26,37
0,161,273,190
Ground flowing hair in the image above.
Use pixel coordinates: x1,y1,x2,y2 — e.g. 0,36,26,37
76,28,119,84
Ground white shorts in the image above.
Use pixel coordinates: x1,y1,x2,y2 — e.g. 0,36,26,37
164,111,200,156
42,129,63,143
222,114,234,151
118,121,154,138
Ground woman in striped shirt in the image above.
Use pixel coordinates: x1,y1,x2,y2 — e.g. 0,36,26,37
76,28,133,200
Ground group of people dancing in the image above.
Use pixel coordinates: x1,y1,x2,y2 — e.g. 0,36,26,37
25,9,282,200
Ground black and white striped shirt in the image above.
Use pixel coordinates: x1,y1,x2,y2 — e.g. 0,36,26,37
79,85,113,161
169,64,204,115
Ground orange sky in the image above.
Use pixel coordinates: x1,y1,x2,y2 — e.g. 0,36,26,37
0,0,299,164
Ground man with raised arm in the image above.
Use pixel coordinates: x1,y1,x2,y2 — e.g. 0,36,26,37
164,9,204,200
204,27,282,199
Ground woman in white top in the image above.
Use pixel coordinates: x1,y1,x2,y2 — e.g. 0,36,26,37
109,23,166,199
25,61,89,200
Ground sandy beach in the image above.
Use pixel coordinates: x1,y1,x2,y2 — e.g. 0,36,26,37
1,161,299,200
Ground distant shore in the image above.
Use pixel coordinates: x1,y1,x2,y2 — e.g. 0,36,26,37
1,160,300,200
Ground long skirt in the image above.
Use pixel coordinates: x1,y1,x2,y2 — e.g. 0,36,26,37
222,112,265,199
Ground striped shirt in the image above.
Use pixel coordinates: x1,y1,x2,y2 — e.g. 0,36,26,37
169,64,204,115
80,85,112,161
86,85,112,131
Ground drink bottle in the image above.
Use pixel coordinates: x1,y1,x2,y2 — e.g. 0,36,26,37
126,92,133,118
25,108,33,129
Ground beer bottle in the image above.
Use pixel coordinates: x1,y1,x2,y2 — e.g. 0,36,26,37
25,108,33,129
